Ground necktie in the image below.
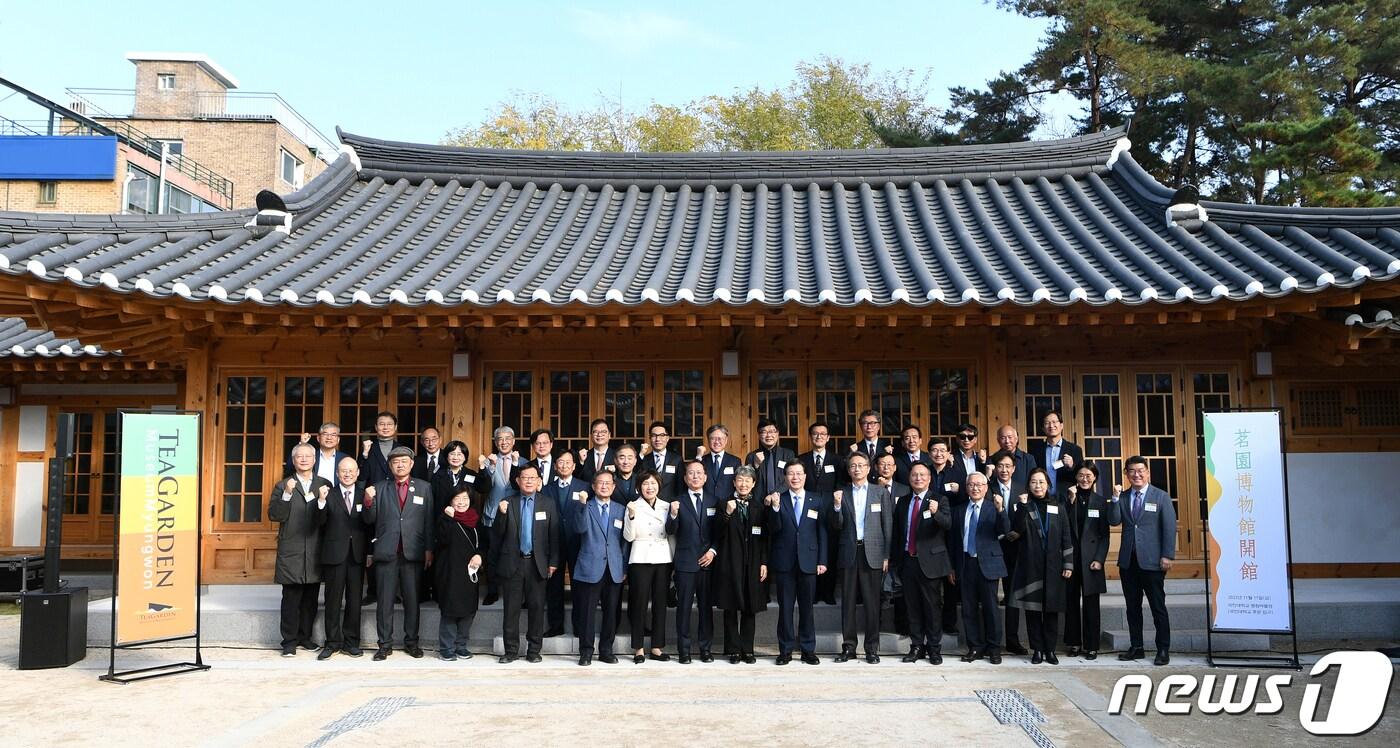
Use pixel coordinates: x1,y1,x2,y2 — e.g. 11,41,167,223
520,495,534,554
793,494,804,525
867,441,876,458
655,453,663,471
1132,490,1144,521
343,488,353,513
691,491,701,516
428,454,437,474
595,451,603,472
814,452,823,476
907,494,922,555
966,502,979,556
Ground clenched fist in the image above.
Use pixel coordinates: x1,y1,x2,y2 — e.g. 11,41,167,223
363,485,376,508
764,492,780,507
498,499,510,516
317,484,330,500
832,489,843,509
993,493,1004,512
362,439,372,458
1018,492,1028,504
669,501,680,518
285,478,298,494
753,452,765,466
726,499,737,515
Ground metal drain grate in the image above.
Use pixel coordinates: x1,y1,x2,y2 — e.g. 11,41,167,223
975,688,1055,748
308,696,417,747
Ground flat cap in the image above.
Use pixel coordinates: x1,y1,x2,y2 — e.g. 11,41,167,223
388,446,416,460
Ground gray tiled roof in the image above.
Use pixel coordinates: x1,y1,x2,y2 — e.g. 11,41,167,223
1343,305,1400,332
0,317,108,357
1,126,1398,309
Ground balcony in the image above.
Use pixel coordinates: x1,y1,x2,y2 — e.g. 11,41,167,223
65,88,338,163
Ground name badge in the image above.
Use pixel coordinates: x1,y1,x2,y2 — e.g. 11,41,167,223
751,526,763,536
705,507,716,516
824,464,835,474
464,474,475,483
413,496,424,505
1053,459,1065,470
1145,503,1158,513
1046,504,1059,514
1087,509,1100,518
806,509,819,519
870,503,882,513
944,482,957,492
535,511,547,521
613,518,624,528
664,465,676,473
723,467,734,475
922,510,933,520
777,461,786,469
355,505,362,513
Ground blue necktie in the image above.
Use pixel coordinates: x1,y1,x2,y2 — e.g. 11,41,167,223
520,495,534,555
1132,490,1144,522
793,494,803,525
966,502,978,557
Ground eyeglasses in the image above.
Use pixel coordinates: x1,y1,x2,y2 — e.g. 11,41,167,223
957,433,976,440
860,420,879,427
650,431,668,438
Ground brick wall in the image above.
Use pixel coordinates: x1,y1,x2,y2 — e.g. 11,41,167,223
132,60,228,119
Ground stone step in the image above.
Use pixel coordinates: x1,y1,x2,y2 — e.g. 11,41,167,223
489,632,963,657
1100,629,1272,653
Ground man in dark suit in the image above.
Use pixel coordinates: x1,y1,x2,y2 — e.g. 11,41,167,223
850,409,896,463
576,419,617,484
699,424,741,500
271,443,332,657
569,469,628,665
526,428,557,486
928,442,969,635
829,452,892,663
540,449,587,637
765,461,828,665
492,463,560,663
319,456,370,659
362,446,434,660
286,421,351,483
798,420,843,495
667,459,719,663
1116,455,1176,666
893,424,934,486
412,426,446,482
872,452,909,501
1039,410,1084,497
358,411,400,487
746,417,797,498
892,463,954,664
952,472,1011,663
994,424,1037,482
641,420,684,498
953,422,987,481
989,450,1030,656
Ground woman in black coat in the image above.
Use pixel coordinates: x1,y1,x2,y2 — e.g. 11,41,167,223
1062,464,1120,659
433,440,487,581
1007,467,1074,664
435,487,483,661
713,465,768,664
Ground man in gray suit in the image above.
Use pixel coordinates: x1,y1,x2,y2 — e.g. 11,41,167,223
1116,455,1176,665
362,446,435,660
829,452,893,663
481,425,522,605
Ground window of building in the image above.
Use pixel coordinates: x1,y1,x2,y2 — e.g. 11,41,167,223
280,148,304,189
155,139,184,157
157,73,176,90
126,165,158,214
38,181,57,203
1291,380,1400,434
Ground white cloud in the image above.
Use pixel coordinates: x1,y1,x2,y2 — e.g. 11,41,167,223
567,8,732,55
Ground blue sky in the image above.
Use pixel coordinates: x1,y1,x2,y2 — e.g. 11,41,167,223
0,1,1062,145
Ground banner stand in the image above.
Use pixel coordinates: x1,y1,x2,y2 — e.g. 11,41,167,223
101,409,211,684
1202,407,1300,671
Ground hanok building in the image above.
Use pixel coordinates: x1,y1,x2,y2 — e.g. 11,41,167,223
1,127,1397,583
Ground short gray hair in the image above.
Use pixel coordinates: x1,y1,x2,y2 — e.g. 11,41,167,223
493,426,515,439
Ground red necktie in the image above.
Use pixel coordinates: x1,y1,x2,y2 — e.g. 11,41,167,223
907,494,922,556
397,480,409,510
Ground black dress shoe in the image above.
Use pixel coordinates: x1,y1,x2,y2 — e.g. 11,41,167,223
678,653,692,664
482,592,499,606
1045,651,1059,665
776,653,792,666
1031,650,1044,664
345,645,363,657
834,648,855,663
405,645,424,658
729,654,741,664
901,647,925,663
373,647,391,661
700,651,714,663
649,652,670,662
599,653,619,664
960,651,981,663
988,652,1003,665
1084,651,1098,660
1154,650,1170,666
801,652,820,665
578,654,592,666
943,627,959,636
526,653,542,663
1066,646,1081,657
317,647,335,661
544,627,565,638
456,649,474,659
928,652,943,665
499,653,518,664
281,645,296,658
362,596,377,606
866,653,880,664
1006,643,1028,656
634,654,646,664
299,640,319,652
1118,647,1145,661
743,654,757,664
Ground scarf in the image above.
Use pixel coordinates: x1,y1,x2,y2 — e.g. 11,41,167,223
734,493,751,524
451,508,480,528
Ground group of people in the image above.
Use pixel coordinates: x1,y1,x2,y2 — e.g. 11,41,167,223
270,408,1176,667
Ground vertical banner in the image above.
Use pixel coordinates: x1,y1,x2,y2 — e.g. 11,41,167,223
1203,410,1293,633
116,412,200,645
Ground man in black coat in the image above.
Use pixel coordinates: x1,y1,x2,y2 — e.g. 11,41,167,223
362,446,435,660
893,424,934,486
892,463,954,664
641,420,685,498
319,456,370,659
798,420,843,495
412,426,446,482
1039,410,1084,497
492,464,561,663
746,417,798,499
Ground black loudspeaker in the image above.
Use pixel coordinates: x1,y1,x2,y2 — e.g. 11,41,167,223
19,587,88,669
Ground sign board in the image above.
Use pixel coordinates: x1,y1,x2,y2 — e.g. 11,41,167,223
1203,409,1293,633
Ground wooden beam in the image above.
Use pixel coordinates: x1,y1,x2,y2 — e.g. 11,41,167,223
886,315,897,327
687,314,698,328
855,315,865,328
720,314,731,327
754,315,765,328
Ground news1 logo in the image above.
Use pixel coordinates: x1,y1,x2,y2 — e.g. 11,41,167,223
1108,651,1394,736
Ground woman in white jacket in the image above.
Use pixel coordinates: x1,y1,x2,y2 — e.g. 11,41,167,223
623,471,675,663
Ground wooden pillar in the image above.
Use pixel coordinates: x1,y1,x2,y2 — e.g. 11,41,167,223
984,331,1013,430
0,404,17,548
181,343,215,558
